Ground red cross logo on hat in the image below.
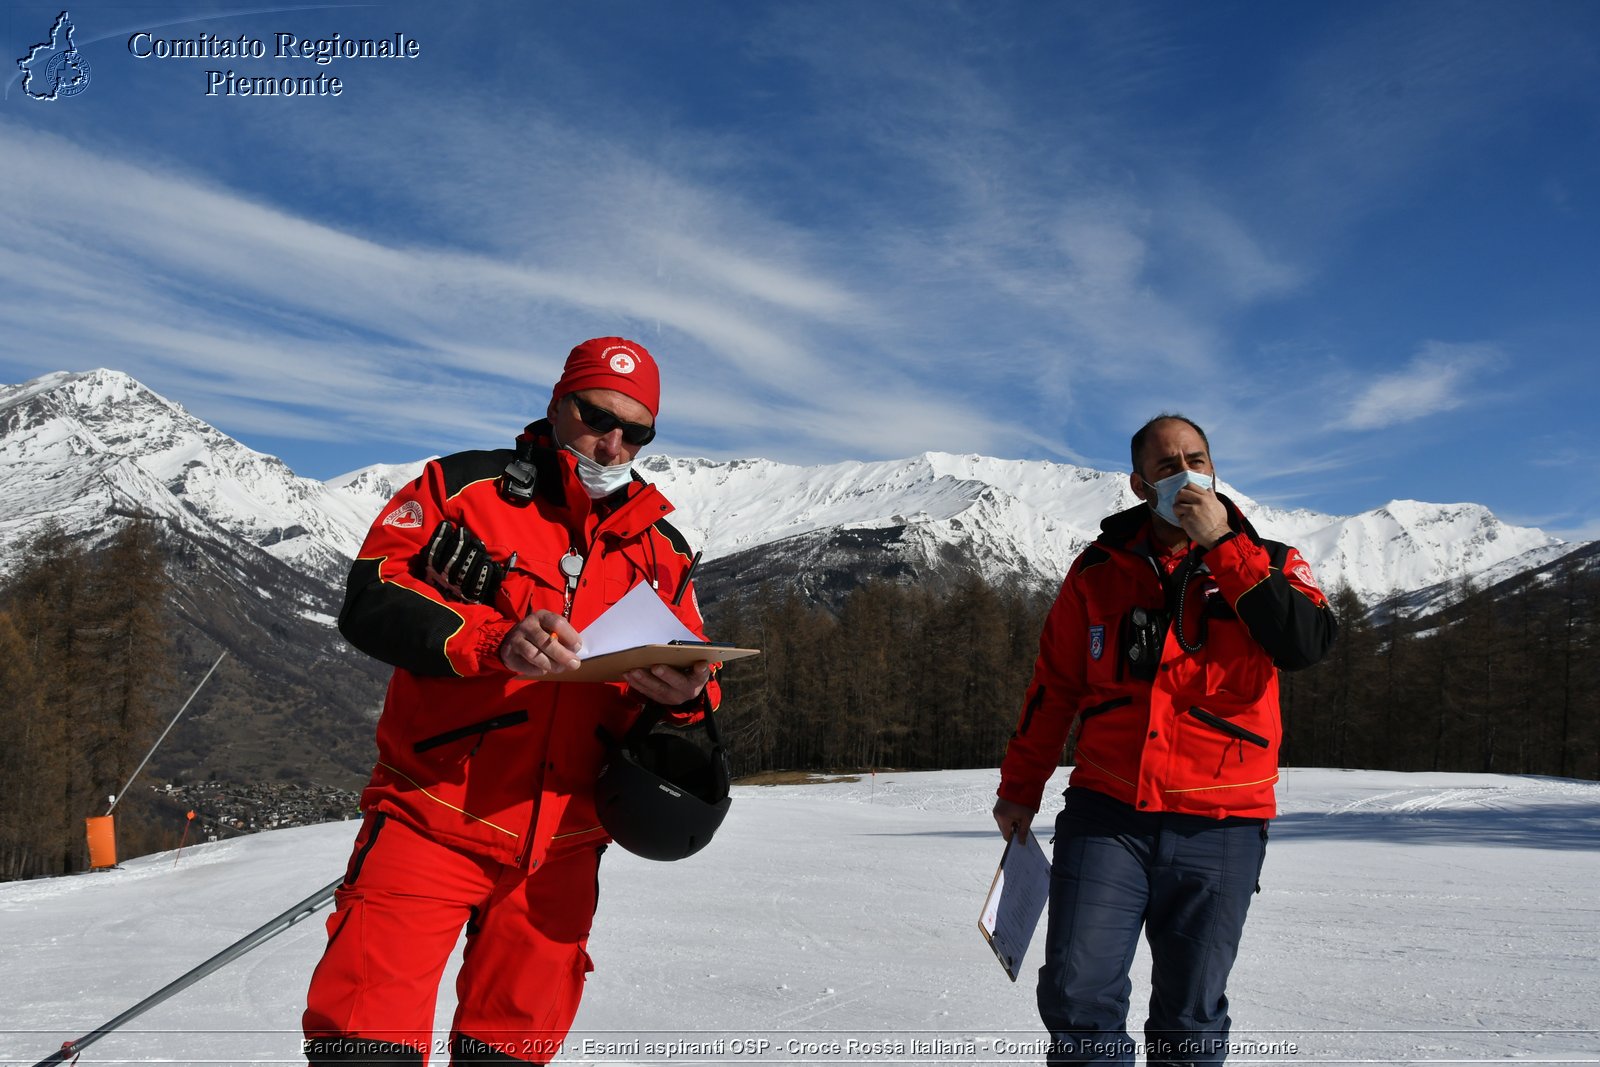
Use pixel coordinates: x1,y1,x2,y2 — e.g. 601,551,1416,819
606,346,637,374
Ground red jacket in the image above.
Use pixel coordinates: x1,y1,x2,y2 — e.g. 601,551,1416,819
338,421,717,868
998,499,1336,820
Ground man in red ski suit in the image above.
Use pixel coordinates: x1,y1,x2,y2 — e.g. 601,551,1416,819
304,338,719,1066
994,414,1337,1067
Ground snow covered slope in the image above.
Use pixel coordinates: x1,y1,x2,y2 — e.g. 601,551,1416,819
2,768,1595,1065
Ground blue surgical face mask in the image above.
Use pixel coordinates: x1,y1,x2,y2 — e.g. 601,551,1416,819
1142,469,1213,526
553,427,635,499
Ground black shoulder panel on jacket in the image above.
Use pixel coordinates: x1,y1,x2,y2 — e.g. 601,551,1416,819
436,450,516,501
1232,537,1338,672
338,557,464,677
1098,505,1148,546
652,516,695,559
1076,544,1112,572
1260,538,1289,569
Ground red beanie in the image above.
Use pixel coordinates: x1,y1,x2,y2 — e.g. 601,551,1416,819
551,337,660,417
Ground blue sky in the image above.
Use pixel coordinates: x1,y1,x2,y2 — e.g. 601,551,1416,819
3,1,1598,538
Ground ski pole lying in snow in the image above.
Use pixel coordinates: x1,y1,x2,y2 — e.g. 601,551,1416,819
31,875,342,1066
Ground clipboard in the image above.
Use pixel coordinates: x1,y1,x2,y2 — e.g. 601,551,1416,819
555,642,760,683
978,828,1050,981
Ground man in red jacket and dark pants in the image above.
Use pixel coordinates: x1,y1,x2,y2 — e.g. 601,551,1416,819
304,338,719,1065
994,414,1337,1067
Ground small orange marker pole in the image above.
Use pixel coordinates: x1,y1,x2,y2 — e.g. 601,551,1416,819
173,810,197,867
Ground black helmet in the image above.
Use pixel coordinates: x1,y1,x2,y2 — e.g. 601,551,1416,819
595,707,731,861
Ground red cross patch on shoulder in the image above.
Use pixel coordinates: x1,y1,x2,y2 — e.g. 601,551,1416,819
1289,559,1321,595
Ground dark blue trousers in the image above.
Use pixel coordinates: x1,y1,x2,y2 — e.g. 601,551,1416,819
1037,788,1267,1067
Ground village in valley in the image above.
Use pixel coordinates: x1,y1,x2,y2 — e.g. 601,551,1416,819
152,780,361,840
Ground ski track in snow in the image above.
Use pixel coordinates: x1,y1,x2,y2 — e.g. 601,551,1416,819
2,768,1597,1066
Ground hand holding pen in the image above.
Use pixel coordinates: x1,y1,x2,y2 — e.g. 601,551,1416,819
498,609,584,678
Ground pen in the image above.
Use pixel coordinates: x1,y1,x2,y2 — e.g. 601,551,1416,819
672,550,701,606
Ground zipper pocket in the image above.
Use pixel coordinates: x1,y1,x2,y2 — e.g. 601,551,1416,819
1079,695,1133,722
1187,706,1269,748
414,710,529,753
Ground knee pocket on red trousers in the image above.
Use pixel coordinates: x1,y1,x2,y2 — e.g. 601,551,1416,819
303,900,367,1037
304,894,446,1052
452,962,586,1063
452,941,594,1061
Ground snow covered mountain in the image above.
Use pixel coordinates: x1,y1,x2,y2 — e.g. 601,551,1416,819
0,370,376,582
1,367,1587,788
0,369,1579,613
0,370,394,787
637,454,1573,610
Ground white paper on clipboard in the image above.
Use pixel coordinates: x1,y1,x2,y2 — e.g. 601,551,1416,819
578,581,701,657
544,581,761,683
978,829,1050,981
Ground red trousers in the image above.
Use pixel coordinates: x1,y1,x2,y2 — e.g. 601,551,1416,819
303,813,602,1065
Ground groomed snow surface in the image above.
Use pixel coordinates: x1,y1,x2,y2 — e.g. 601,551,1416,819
3,769,1596,1066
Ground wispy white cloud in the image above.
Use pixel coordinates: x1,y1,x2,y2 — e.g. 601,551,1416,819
1547,517,1600,542
740,5,1316,434
647,233,861,320
1,2,1593,539
1338,341,1505,432
1528,446,1583,470
1165,193,1306,303
11,4,1301,474
0,110,1008,466
1252,4,1598,240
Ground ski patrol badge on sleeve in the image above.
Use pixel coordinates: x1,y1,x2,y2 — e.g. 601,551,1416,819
382,501,425,529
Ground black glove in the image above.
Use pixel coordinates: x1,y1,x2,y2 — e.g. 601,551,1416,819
423,520,506,604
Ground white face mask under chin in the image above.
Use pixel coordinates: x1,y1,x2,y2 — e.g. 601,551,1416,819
553,427,635,499
569,448,634,498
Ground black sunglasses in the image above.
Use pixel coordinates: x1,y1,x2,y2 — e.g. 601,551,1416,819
567,394,656,446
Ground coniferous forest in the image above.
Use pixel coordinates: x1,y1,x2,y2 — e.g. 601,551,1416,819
1277,577,1600,781
701,566,1600,783
2,524,1596,880
0,521,180,880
